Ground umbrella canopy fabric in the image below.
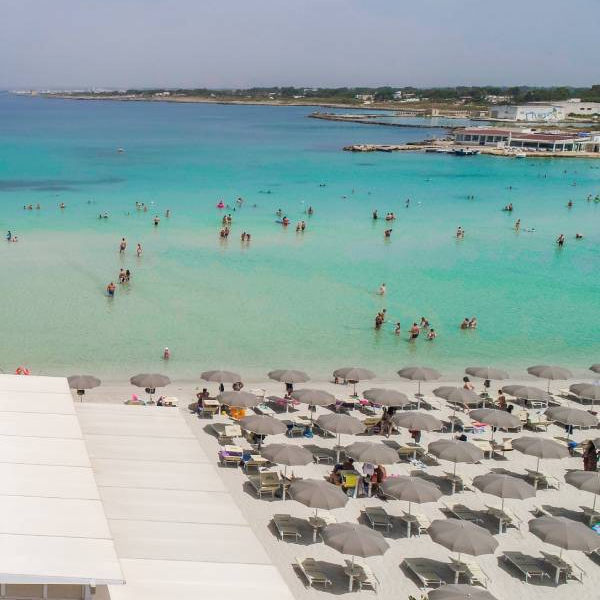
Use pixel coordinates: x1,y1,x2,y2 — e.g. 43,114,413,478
289,479,348,510
465,367,509,380
345,441,399,464
473,473,535,501
268,369,310,383
428,440,484,464
322,522,389,558
290,388,335,407
434,386,481,406
130,373,171,388
502,385,550,401
201,370,241,383
67,375,101,390
239,415,287,436
469,408,521,429
333,367,375,381
527,365,573,380
315,414,365,435
570,383,600,401
381,476,443,504
428,584,498,600
590,364,600,374
217,391,260,408
511,437,569,460
429,519,498,556
398,366,442,381
260,444,313,466
363,388,410,407
529,516,600,553
392,411,442,432
546,407,598,427
565,470,600,495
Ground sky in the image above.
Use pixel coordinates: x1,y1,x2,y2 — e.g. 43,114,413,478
1,0,599,89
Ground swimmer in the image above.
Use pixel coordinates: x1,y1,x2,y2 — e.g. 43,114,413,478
456,226,464,238
409,322,420,341
515,219,521,231
106,282,116,297
419,317,430,330
136,243,142,257
384,229,392,238
282,217,290,226
163,347,170,360
59,202,65,209
394,322,401,335
6,231,11,242
575,233,584,239
378,283,386,295
405,199,410,208
372,210,378,220
460,317,469,330
276,209,283,217
165,209,171,217
567,200,573,208
307,206,314,215
153,216,160,226
468,316,477,329
427,328,437,340
556,233,565,247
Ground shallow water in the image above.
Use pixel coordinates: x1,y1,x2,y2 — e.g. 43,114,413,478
1,93,599,379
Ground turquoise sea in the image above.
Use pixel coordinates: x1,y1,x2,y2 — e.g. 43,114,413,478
1,93,599,380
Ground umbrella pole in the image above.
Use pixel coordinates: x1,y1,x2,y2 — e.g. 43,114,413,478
451,405,456,433
418,382,421,397
593,493,597,512
501,497,505,511
336,434,342,463
349,555,355,592
453,462,457,477
536,457,540,474
408,501,412,516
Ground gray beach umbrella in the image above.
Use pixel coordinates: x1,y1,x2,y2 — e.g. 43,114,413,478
565,470,600,512
502,384,550,402
345,441,399,465
130,373,171,389
546,406,598,432
434,386,482,406
268,369,310,384
469,408,521,439
590,364,600,374
392,411,443,432
260,443,312,497
67,375,101,390
290,388,335,407
289,479,348,516
529,516,600,556
333,367,375,396
381,476,443,514
217,390,260,408
201,369,242,383
428,440,484,476
473,473,535,510
527,365,573,392
239,415,287,436
511,436,569,473
428,584,498,600
398,366,442,395
465,367,509,381
570,383,600,408
363,388,410,407
316,413,366,462
429,519,498,559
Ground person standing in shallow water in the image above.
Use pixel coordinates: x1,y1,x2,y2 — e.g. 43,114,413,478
136,243,142,257
119,238,127,254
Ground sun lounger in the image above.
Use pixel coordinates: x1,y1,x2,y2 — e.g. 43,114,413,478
486,505,521,533
443,502,483,523
242,454,270,471
295,557,332,588
450,558,490,587
533,504,552,517
526,469,560,490
272,514,301,541
345,559,381,591
362,416,382,434
502,551,549,583
490,437,513,457
411,512,431,536
312,450,333,464
286,423,306,438
365,506,393,531
248,471,281,498
254,403,276,416
403,558,445,588
471,438,493,459
527,413,551,431
541,552,586,584
210,422,242,444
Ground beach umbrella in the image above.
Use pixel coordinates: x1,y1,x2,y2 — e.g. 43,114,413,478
545,407,598,438
527,365,573,392
565,470,600,512
67,375,100,401
511,436,569,473
130,373,170,402
322,523,389,591
398,366,442,396
502,384,550,404
316,414,366,462
529,516,600,557
590,365,600,374
428,440,483,476
268,369,310,384
363,388,410,407
469,408,521,440
333,367,375,396
290,388,335,406
201,369,241,383
381,476,443,514
345,441,399,465
570,383,600,408
434,386,482,432
217,390,260,408
239,415,286,436
473,473,535,510
392,411,442,432
465,367,509,381
428,584,498,600
260,443,312,498
289,479,348,517
429,519,498,561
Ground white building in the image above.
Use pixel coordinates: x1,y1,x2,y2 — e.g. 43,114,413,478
490,104,565,122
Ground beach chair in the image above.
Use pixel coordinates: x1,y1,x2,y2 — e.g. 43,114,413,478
364,506,393,531
272,514,301,541
362,416,382,435
527,413,551,431
210,422,242,444
502,551,549,583
286,423,305,438
451,558,490,587
516,410,528,428
412,512,431,536
443,502,483,524
248,471,281,498
312,450,334,464
345,560,381,591
471,438,493,459
533,504,553,518
218,447,243,467
540,552,586,584
491,437,512,458
485,505,521,533
403,558,445,588
295,557,332,588
249,388,266,400
254,403,276,416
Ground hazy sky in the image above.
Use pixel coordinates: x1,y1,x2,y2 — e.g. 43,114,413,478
1,0,599,89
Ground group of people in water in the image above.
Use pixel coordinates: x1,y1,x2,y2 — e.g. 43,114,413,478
5,231,18,242
374,308,437,341
105,236,143,297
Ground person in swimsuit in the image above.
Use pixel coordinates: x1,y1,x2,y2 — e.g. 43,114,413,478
409,323,420,341
119,238,127,253
427,328,436,340
136,243,142,256
106,282,116,297
153,216,160,226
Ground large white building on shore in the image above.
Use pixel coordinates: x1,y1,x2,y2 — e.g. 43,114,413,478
490,100,600,122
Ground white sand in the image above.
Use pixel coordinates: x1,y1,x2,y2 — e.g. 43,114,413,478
76,377,600,599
